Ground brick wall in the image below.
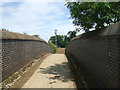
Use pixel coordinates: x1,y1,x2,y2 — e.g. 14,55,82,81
65,23,120,88
0,31,53,81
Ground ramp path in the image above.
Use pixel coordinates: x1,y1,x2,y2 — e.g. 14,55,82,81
22,54,76,88
56,48,65,54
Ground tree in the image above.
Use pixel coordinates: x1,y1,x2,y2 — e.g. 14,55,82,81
23,32,28,35
66,2,120,32
32,34,39,38
67,30,77,40
48,35,69,48
49,30,78,48
1,28,9,31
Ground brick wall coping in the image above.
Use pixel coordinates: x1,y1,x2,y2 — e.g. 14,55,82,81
0,30,46,42
72,22,120,40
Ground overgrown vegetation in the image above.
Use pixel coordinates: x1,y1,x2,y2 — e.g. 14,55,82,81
23,32,28,35
48,42,57,53
1,28,9,31
32,34,40,38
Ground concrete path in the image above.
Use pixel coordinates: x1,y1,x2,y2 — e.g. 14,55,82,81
22,54,76,88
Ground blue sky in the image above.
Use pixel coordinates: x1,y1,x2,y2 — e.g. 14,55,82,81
1,0,81,41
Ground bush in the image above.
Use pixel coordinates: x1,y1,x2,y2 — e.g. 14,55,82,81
48,42,57,53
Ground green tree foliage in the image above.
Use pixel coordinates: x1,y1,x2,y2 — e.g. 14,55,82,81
1,28,9,31
49,35,69,48
49,31,78,48
66,2,120,32
32,34,39,38
67,30,78,40
23,32,28,35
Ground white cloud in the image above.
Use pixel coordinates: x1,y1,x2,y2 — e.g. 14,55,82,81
2,0,66,2
1,1,76,41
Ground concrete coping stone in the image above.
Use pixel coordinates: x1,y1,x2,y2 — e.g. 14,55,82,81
72,22,120,40
0,30,46,42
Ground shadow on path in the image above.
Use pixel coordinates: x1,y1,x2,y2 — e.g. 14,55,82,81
39,62,74,82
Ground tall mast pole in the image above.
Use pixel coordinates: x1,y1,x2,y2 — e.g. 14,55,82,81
55,29,57,47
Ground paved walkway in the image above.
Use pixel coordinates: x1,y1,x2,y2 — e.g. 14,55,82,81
22,54,76,88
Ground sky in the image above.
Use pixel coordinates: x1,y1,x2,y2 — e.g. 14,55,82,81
1,0,81,41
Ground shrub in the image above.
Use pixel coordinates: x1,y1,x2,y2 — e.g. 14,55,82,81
48,42,57,53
